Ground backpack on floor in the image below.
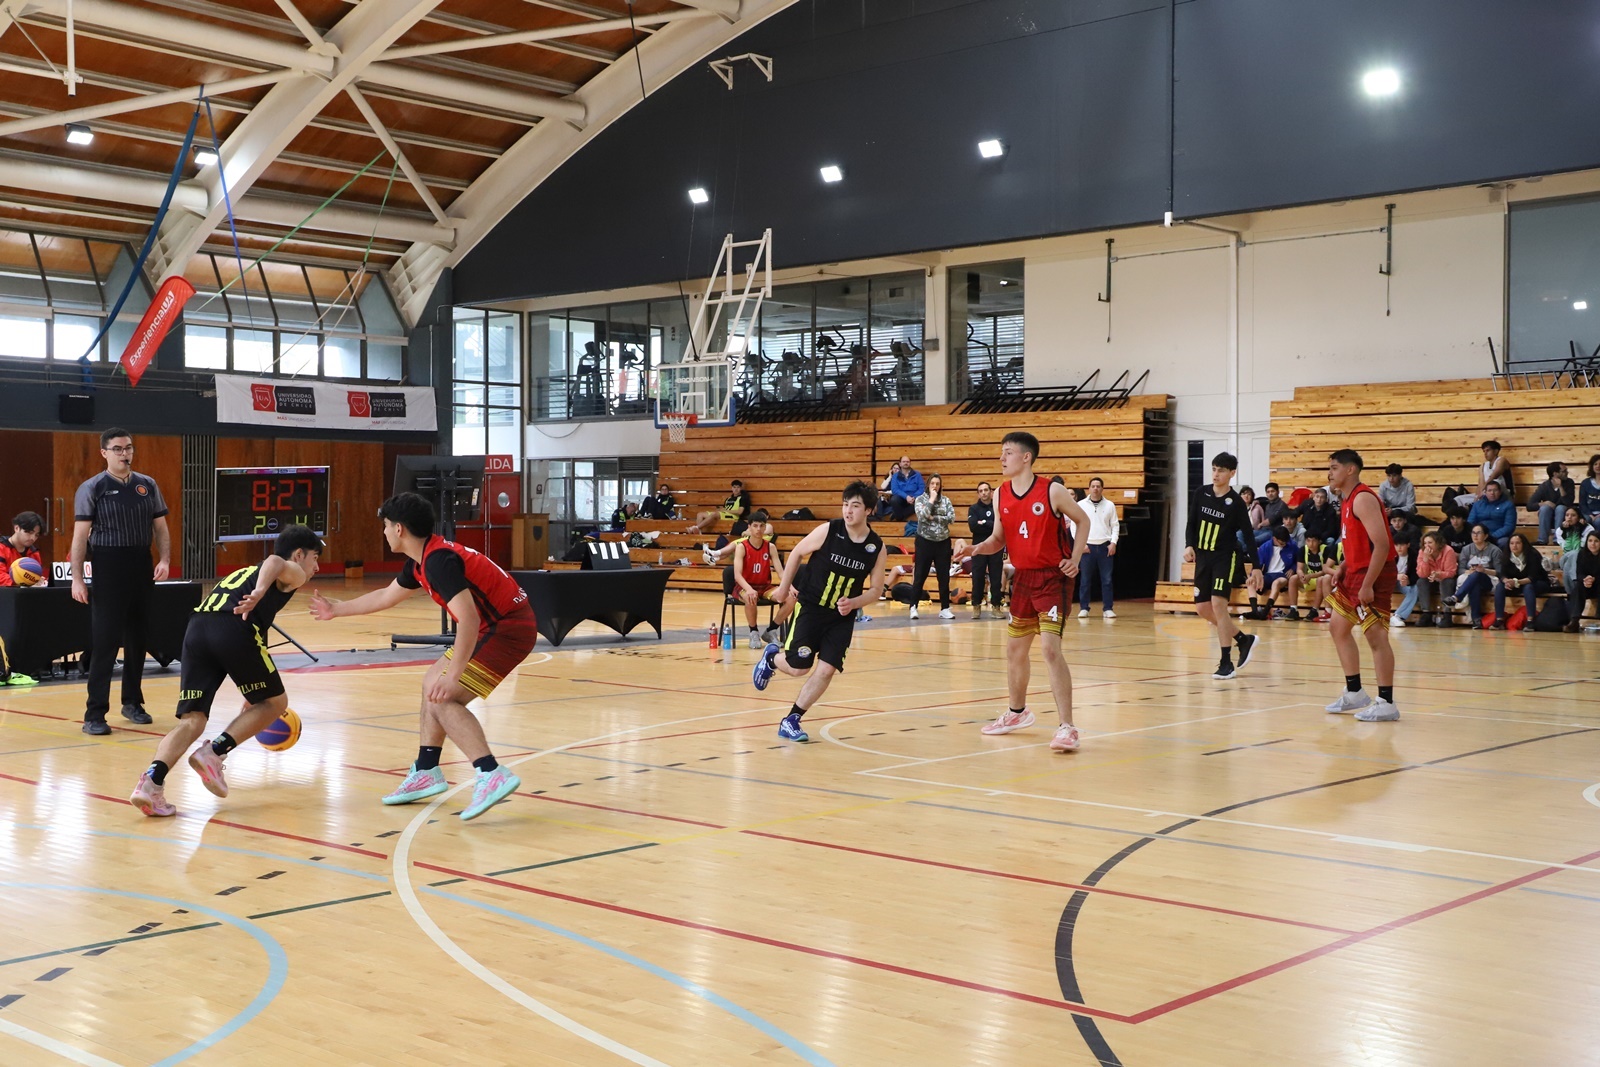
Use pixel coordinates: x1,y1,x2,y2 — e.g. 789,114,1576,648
1533,597,1568,632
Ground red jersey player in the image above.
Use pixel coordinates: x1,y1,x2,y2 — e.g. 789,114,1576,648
1323,449,1400,721
957,431,1090,751
731,511,793,647
312,492,537,819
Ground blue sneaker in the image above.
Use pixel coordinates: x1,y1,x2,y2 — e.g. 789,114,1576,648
752,643,779,691
857,612,872,623
461,766,520,821
778,713,809,742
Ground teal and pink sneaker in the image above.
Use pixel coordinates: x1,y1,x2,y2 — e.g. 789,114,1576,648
381,764,449,805
460,767,520,821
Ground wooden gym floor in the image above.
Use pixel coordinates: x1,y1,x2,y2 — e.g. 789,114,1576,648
2,579,1599,1066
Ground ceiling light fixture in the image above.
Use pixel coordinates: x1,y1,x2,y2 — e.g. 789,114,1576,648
1361,67,1401,98
65,123,93,146
687,187,709,205
977,139,1004,159
819,165,843,183
194,148,219,167
1576,301,1590,311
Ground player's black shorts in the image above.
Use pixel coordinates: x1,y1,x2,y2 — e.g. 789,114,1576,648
1192,551,1244,602
781,600,856,672
176,616,283,718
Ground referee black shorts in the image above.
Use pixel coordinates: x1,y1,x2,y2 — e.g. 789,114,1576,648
176,616,284,718
1192,551,1244,603
781,600,856,672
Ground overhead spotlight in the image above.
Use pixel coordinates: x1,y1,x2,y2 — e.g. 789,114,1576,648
819,165,843,184
1576,301,1590,311
65,123,93,146
1361,67,1401,98
977,139,1005,159
687,187,709,205
194,148,219,167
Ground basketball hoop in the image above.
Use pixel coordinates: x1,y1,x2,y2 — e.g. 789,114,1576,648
664,412,696,443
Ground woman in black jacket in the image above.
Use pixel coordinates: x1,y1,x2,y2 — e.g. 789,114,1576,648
1565,531,1600,632
1494,533,1549,628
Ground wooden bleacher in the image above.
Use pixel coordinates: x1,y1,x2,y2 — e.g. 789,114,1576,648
1155,377,1600,614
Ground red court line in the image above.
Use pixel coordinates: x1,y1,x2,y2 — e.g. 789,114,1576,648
1126,844,1600,1024
413,859,1132,1022
0,706,166,737
743,830,1357,935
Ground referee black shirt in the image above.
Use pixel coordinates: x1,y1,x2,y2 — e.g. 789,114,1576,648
74,472,168,548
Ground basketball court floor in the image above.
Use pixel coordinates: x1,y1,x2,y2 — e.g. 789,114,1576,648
1,582,1597,1066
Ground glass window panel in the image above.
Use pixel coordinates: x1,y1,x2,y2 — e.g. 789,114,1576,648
1509,195,1600,365
368,342,402,381
56,314,103,363
452,417,486,458
47,279,102,312
948,260,1024,400
530,312,568,420
184,324,228,369
487,385,518,407
649,298,692,365
324,334,361,378
0,314,47,358
486,419,519,460
453,309,485,382
574,478,597,521
280,335,319,376
606,302,650,414
454,384,485,407
566,309,606,417
233,329,275,373
486,311,520,383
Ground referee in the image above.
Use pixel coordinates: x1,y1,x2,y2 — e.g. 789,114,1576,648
71,427,171,735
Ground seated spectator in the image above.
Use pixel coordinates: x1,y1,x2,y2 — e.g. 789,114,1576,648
639,483,677,521
1296,533,1334,621
1564,530,1600,632
1261,482,1291,530
0,511,44,587
1280,511,1304,548
1241,486,1272,546
1378,463,1416,517
1494,533,1549,628
609,500,639,529
1297,487,1340,545
1246,526,1299,619
876,455,924,523
1390,532,1420,627
1580,454,1600,534
1437,512,1472,554
1411,531,1458,627
1389,511,1421,557
1526,462,1575,545
1448,440,1512,515
727,512,793,647
689,479,753,536
1559,504,1588,553
1465,480,1516,551
1447,523,1504,626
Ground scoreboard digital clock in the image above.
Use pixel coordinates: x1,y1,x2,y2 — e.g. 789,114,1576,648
214,466,330,543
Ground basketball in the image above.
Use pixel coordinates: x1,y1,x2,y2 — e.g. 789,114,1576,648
257,708,302,751
9,557,43,587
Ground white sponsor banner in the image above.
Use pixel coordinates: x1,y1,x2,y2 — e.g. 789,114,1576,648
216,376,438,432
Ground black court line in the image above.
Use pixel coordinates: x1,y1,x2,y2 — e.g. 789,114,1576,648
0,923,223,969
427,843,658,888
1202,737,1294,756
247,891,391,919
1057,726,1597,1066
35,967,69,981
0,994,21,1008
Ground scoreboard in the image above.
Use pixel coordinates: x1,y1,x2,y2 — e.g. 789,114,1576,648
215,466,329,542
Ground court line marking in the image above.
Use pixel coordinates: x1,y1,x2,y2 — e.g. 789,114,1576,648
0,883,287,1067
1584,783,1600,809
0,1016,124,1067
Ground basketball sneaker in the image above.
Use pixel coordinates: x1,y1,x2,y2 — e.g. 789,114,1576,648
1234,632,1259,670
129,771,175,817
778,712,809,742
1325,689,1373,714
1354,699,1399,722
382,764,449,805
1212,658,1236,680
981,709,1035,735
1049,724,1081,752
702,546,716,566
188,743,229,798
461,767,520,821
1103,610,1117,619
752,643,779,690
747,631,762,650
1,671,37,686
908,604,919,620
938,608,955,619
761,627,778,644
1077,608,1089,618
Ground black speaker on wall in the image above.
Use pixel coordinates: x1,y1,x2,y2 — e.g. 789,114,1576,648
59,393,95,425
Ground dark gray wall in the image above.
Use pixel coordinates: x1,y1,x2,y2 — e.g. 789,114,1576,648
455,0,1600,303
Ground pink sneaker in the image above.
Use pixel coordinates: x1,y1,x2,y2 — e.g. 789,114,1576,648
188,742,229,798
981,709,1036,735
130,771,176,817
1049,724,1081,752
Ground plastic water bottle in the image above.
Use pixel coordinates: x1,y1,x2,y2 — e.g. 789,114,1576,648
708,623,719,648
722,625,734,650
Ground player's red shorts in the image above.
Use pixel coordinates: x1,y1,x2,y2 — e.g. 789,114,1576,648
1328,563,1397,634
444,605,538,699
1008,567,1074,636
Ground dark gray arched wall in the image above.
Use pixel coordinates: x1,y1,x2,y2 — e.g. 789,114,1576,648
455,0,1600,303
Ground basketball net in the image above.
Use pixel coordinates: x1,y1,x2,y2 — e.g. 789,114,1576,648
665,413,690,443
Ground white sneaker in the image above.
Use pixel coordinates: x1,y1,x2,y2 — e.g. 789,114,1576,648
702,547,716,566
1390,616,1406,628
981,709,1035,735
1103,609,1117,619
1354,699,1399,722
1077,608,1089,618
1325,689,1373,714
938,608,955,619
908,605,919,620
747,631,762,649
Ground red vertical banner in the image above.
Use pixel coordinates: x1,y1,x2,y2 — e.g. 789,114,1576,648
119,275,195,387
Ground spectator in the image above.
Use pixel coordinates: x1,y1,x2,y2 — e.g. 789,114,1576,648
609,500,639,529
1388,511,1421,558
1241,486,1272,546
1298,487,1340,545
1077,477,1119,619
1281,511,1304,548
729,512,793,647
639,483,677,521
908,474,956,620
0,511,44,588
1466,480,1516,551
1248,526,1299,620
1564,530,1600,632
1448,440,1512,515
1261,482,1291,529
967,482,1004,620
1447,523,1504,626
1579,454,1600,533
1378,464,1416,516
1297,533,1333,621
1437,512,1472,554
689,479,753,536
876,455,924,523
1558,505,1587,554
1389,532,1420,627
1411,531,1458,628
1495,533,1549,629
1526,462,1575,545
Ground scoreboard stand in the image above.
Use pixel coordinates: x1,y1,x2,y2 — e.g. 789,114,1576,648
215,465,328,663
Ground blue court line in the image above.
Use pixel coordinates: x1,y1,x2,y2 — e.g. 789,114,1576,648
423,887,837,1067
0,882,286,1067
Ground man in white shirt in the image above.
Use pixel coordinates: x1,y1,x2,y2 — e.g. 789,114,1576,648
1076,477,1120,619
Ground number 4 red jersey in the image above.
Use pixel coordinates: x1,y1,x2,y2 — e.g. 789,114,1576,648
1000,476,1068,571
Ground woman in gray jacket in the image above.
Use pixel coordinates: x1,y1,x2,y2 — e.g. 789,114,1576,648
909,474,956,619
1446,523,1505,626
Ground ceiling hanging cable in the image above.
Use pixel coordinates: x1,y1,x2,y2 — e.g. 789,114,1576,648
202,94,257,330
